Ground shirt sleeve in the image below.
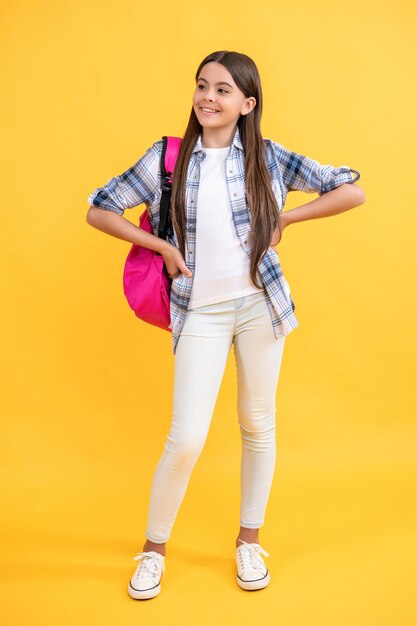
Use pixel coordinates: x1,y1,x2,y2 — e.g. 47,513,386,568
87,139,162,215
272,141,360,196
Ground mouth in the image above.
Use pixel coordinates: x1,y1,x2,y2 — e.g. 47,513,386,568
199,107,221,116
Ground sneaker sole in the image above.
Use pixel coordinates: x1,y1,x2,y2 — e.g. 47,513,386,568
236,570,270,590
127,578,162,600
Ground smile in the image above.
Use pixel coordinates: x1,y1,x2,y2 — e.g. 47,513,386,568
200,107,220,115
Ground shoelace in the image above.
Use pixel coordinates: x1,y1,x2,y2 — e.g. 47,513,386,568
132,551,164,579
237,540,269,572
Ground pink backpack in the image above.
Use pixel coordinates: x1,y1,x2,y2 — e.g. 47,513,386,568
123,136,182,332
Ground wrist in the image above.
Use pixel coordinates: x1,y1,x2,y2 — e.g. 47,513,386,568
270,224,282,247
270,212,290,246
156,238,173,255
280,211,290,228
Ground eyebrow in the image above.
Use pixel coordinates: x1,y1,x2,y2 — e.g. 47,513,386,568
197,77,234,89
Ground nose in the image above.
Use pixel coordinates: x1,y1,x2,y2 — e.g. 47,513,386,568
202,88,217,103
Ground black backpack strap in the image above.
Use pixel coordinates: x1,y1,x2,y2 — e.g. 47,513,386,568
158,135,173,240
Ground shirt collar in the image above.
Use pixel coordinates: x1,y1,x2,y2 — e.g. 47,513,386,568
192,125,244,154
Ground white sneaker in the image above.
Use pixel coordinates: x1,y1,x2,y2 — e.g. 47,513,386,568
127,550,166,600
236,540,271,590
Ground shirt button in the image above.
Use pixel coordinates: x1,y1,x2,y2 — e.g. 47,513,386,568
190,199,194,203
229,169,232,173
233,192,237,196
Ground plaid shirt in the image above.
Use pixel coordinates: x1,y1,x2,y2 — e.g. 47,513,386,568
88,126,360,355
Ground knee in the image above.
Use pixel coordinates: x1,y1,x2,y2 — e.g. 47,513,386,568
238,406,277,444
162,431,206,471
238,401,276,428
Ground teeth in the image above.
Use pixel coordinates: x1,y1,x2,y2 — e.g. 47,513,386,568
201,107,219,113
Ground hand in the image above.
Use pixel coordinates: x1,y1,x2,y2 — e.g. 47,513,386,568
270,212,288,247
161,243,193,280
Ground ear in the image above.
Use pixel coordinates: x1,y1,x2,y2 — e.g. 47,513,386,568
242,97,256,116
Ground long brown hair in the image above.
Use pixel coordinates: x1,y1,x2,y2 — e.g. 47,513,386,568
170,50,281,290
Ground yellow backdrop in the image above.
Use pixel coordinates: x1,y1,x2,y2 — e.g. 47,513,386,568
1,0,416,624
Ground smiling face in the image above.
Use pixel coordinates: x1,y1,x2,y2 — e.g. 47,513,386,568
192,61,256,143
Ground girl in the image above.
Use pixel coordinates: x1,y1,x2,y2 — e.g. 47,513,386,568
87,50,364,600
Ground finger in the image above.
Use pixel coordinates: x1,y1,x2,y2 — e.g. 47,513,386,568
179,261,193,277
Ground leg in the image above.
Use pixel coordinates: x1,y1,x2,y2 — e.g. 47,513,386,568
232,292,286,546
144,301,235,550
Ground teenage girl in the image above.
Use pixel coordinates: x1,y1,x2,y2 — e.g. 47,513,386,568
87,50,364,600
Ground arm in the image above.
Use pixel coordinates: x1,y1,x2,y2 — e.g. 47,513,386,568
270,141,365,245
86,206,171,254
270,182,366,244
86,139,171,252
85,143,193,275
86,206,191,277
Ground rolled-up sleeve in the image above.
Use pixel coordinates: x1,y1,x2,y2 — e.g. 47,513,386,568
273,141,360,196
87,140,162,215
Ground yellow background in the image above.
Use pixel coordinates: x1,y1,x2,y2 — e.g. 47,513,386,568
1,0,416,624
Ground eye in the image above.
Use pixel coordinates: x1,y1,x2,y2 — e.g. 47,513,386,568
197,85,228,94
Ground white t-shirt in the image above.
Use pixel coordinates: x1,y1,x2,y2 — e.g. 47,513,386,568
188,145,264,310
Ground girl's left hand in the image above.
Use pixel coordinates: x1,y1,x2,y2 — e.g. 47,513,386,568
270,212,288,248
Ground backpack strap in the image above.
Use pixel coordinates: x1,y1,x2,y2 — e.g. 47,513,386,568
158,136,182,240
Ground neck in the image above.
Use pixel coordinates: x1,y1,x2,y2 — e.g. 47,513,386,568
201,124,237,149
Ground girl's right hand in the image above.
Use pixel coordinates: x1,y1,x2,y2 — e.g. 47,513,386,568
162,244,193,280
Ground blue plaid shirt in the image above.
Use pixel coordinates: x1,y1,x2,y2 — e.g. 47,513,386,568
88,126,360,355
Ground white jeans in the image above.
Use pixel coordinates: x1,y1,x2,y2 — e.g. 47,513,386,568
145,289,286,543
